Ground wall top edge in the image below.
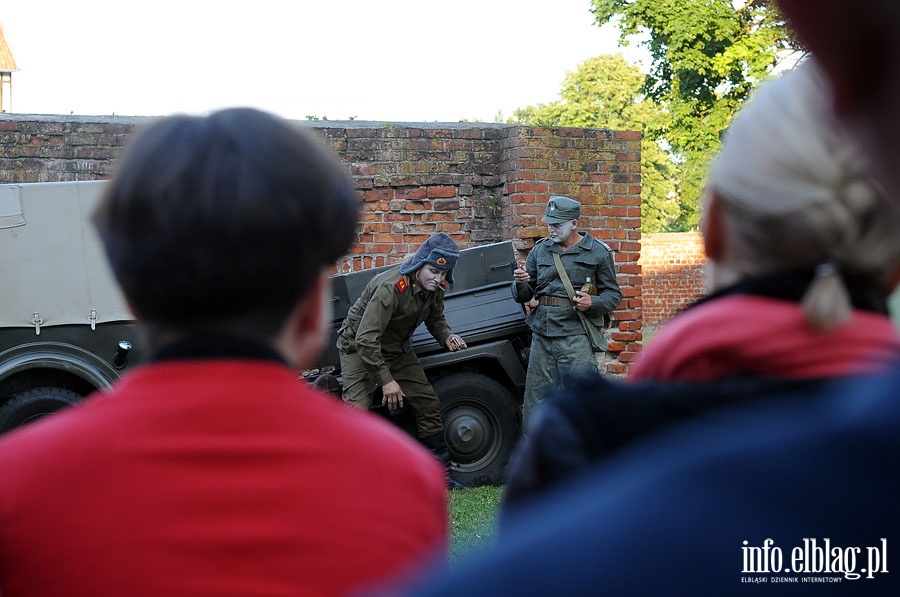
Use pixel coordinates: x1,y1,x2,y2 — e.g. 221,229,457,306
0,113,631,134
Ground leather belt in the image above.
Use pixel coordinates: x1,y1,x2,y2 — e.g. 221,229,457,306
538,296,572,307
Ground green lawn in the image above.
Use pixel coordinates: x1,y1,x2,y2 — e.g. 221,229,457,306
449,485,503,562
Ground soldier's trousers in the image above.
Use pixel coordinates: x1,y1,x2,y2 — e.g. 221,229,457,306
339,349,444,438
524,332,599,426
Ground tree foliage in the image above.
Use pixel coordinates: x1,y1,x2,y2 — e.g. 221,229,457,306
512,54,680,232
591,0,798,229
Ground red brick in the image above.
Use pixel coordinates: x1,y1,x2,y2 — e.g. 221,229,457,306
363,188,393,202
615,130,642,140
426,186,456,198
618,351,641,363
395,187,427,200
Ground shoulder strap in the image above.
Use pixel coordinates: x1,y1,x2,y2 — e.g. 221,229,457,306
551,252,576,298
553,252,597,331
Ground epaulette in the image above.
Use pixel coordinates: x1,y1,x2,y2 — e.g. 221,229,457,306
598,240,612,252
395,275,409,293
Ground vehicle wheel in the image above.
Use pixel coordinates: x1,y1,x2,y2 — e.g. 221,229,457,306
433,373,521,487
0,387,84,434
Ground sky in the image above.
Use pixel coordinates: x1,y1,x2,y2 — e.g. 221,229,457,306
1,0,647,123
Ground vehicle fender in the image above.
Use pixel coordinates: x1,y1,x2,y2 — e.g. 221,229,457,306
418,339,526,389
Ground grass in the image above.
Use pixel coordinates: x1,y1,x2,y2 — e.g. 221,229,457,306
448,485,504,562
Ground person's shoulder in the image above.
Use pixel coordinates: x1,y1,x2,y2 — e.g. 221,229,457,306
0,392,112,475
583,233,612,254
537,372,834,463
530,238,551,254
369,265,410,294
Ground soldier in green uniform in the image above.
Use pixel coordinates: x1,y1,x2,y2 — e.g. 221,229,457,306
337,233,468,484
512,196,622,422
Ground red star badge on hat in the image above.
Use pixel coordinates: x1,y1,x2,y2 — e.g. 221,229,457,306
437,257,447,265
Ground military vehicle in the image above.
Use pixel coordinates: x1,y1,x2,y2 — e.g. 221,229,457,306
1,181,530,486
0,181,140,433
305,240,531,486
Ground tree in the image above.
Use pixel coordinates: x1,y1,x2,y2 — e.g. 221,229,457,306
512,54,680,232
591,0,799,229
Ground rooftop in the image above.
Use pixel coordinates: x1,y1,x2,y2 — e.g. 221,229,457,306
0,25,19,72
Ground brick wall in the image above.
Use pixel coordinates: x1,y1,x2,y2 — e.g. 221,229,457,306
0,114,642,372
639,231,707,333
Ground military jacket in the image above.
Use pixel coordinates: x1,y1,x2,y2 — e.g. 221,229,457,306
512,233,622,338
337,265,452,387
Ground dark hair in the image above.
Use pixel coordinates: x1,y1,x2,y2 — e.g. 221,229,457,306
93,108,358,337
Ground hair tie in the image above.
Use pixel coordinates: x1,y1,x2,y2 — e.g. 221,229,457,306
803,258,851,332
813,259,840,280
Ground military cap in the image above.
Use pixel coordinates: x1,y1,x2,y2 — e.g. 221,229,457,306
399,232,460,284
541,196,582,224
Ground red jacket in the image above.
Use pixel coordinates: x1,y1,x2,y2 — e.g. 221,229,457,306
0,359,448,596
631,295,900,382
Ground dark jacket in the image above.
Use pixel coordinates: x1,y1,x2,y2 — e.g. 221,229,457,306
397,368,900,596
511,234,621,338
501,373,833,514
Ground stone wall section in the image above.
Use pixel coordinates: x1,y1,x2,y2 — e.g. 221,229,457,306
1,115,643,373
639,231,707,334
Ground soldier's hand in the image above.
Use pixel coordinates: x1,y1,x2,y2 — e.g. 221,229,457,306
513,263,530,284
524,297,539,315
573,290,592,312
382,381,405,411
445,334,467,351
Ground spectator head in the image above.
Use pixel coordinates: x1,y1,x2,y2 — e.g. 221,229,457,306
777,0,900,201
93,108,359,362
704,61,900,331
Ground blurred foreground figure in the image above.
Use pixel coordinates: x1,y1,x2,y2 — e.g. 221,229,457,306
0,108,448,596
779,0,900,200
628,62,900,382
502,61,900,507
387,61,900,596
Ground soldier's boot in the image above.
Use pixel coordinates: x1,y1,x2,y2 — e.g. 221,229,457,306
421,431,470,490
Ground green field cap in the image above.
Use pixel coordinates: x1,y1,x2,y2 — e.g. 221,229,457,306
541,196,581,224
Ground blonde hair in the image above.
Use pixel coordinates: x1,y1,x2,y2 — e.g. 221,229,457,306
706,61,900,331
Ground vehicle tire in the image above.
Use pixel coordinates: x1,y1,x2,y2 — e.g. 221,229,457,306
433,372,521,487
0,387,84,434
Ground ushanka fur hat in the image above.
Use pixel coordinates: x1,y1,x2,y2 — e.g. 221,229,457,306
399,232,460,284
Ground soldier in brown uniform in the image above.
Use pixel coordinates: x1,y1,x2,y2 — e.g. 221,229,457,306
337,233,467,485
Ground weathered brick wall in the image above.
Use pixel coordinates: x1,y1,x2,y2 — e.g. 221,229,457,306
499,127,643,374
639,232,707,333
0,114,642,372
0,115,132,181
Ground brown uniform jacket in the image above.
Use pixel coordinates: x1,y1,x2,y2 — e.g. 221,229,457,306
337,265,452,387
